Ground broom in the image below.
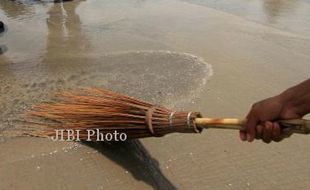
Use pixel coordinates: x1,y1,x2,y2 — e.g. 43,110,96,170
21,88,310,140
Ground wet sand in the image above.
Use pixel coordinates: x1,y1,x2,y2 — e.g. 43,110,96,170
1,0,310,189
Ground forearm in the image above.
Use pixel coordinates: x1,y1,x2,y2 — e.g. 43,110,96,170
280,79,310,116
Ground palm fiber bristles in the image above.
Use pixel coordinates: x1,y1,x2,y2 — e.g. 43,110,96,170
24,88,202,140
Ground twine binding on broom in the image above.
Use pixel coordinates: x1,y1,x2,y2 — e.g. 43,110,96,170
146,106,157,135
169,112,175,128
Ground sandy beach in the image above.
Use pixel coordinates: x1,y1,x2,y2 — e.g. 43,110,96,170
0,0,310,189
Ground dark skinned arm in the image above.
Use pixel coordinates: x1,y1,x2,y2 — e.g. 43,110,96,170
240,79,310,143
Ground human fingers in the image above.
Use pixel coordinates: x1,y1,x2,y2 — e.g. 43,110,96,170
239,131,247,141
255,124,263,139
262,121,273,143
245,111,258,142
271,122,282,142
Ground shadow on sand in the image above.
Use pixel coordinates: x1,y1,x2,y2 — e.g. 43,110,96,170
84,140,177,190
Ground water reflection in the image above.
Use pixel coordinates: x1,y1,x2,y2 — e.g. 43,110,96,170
43,0,91,68
0,0,34,19
262,0,298,23
0,0,89,63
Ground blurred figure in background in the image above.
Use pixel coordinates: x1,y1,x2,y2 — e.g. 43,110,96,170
0,21,5,33
0,21,7,54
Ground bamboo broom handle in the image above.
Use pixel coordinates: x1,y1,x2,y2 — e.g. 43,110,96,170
195,118,310,134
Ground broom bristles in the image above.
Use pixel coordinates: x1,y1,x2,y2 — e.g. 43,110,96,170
23,88,202,140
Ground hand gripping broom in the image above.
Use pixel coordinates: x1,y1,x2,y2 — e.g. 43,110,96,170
22,88,310,140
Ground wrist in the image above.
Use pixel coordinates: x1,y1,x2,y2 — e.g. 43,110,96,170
278,88,295,105
279,86,308,116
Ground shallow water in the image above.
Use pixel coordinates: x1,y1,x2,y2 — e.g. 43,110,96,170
183,0,310,36
0,51,211,136
0,0,212,134
1,0,310,190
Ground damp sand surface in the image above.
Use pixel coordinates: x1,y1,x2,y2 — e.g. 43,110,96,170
0,0,310,189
